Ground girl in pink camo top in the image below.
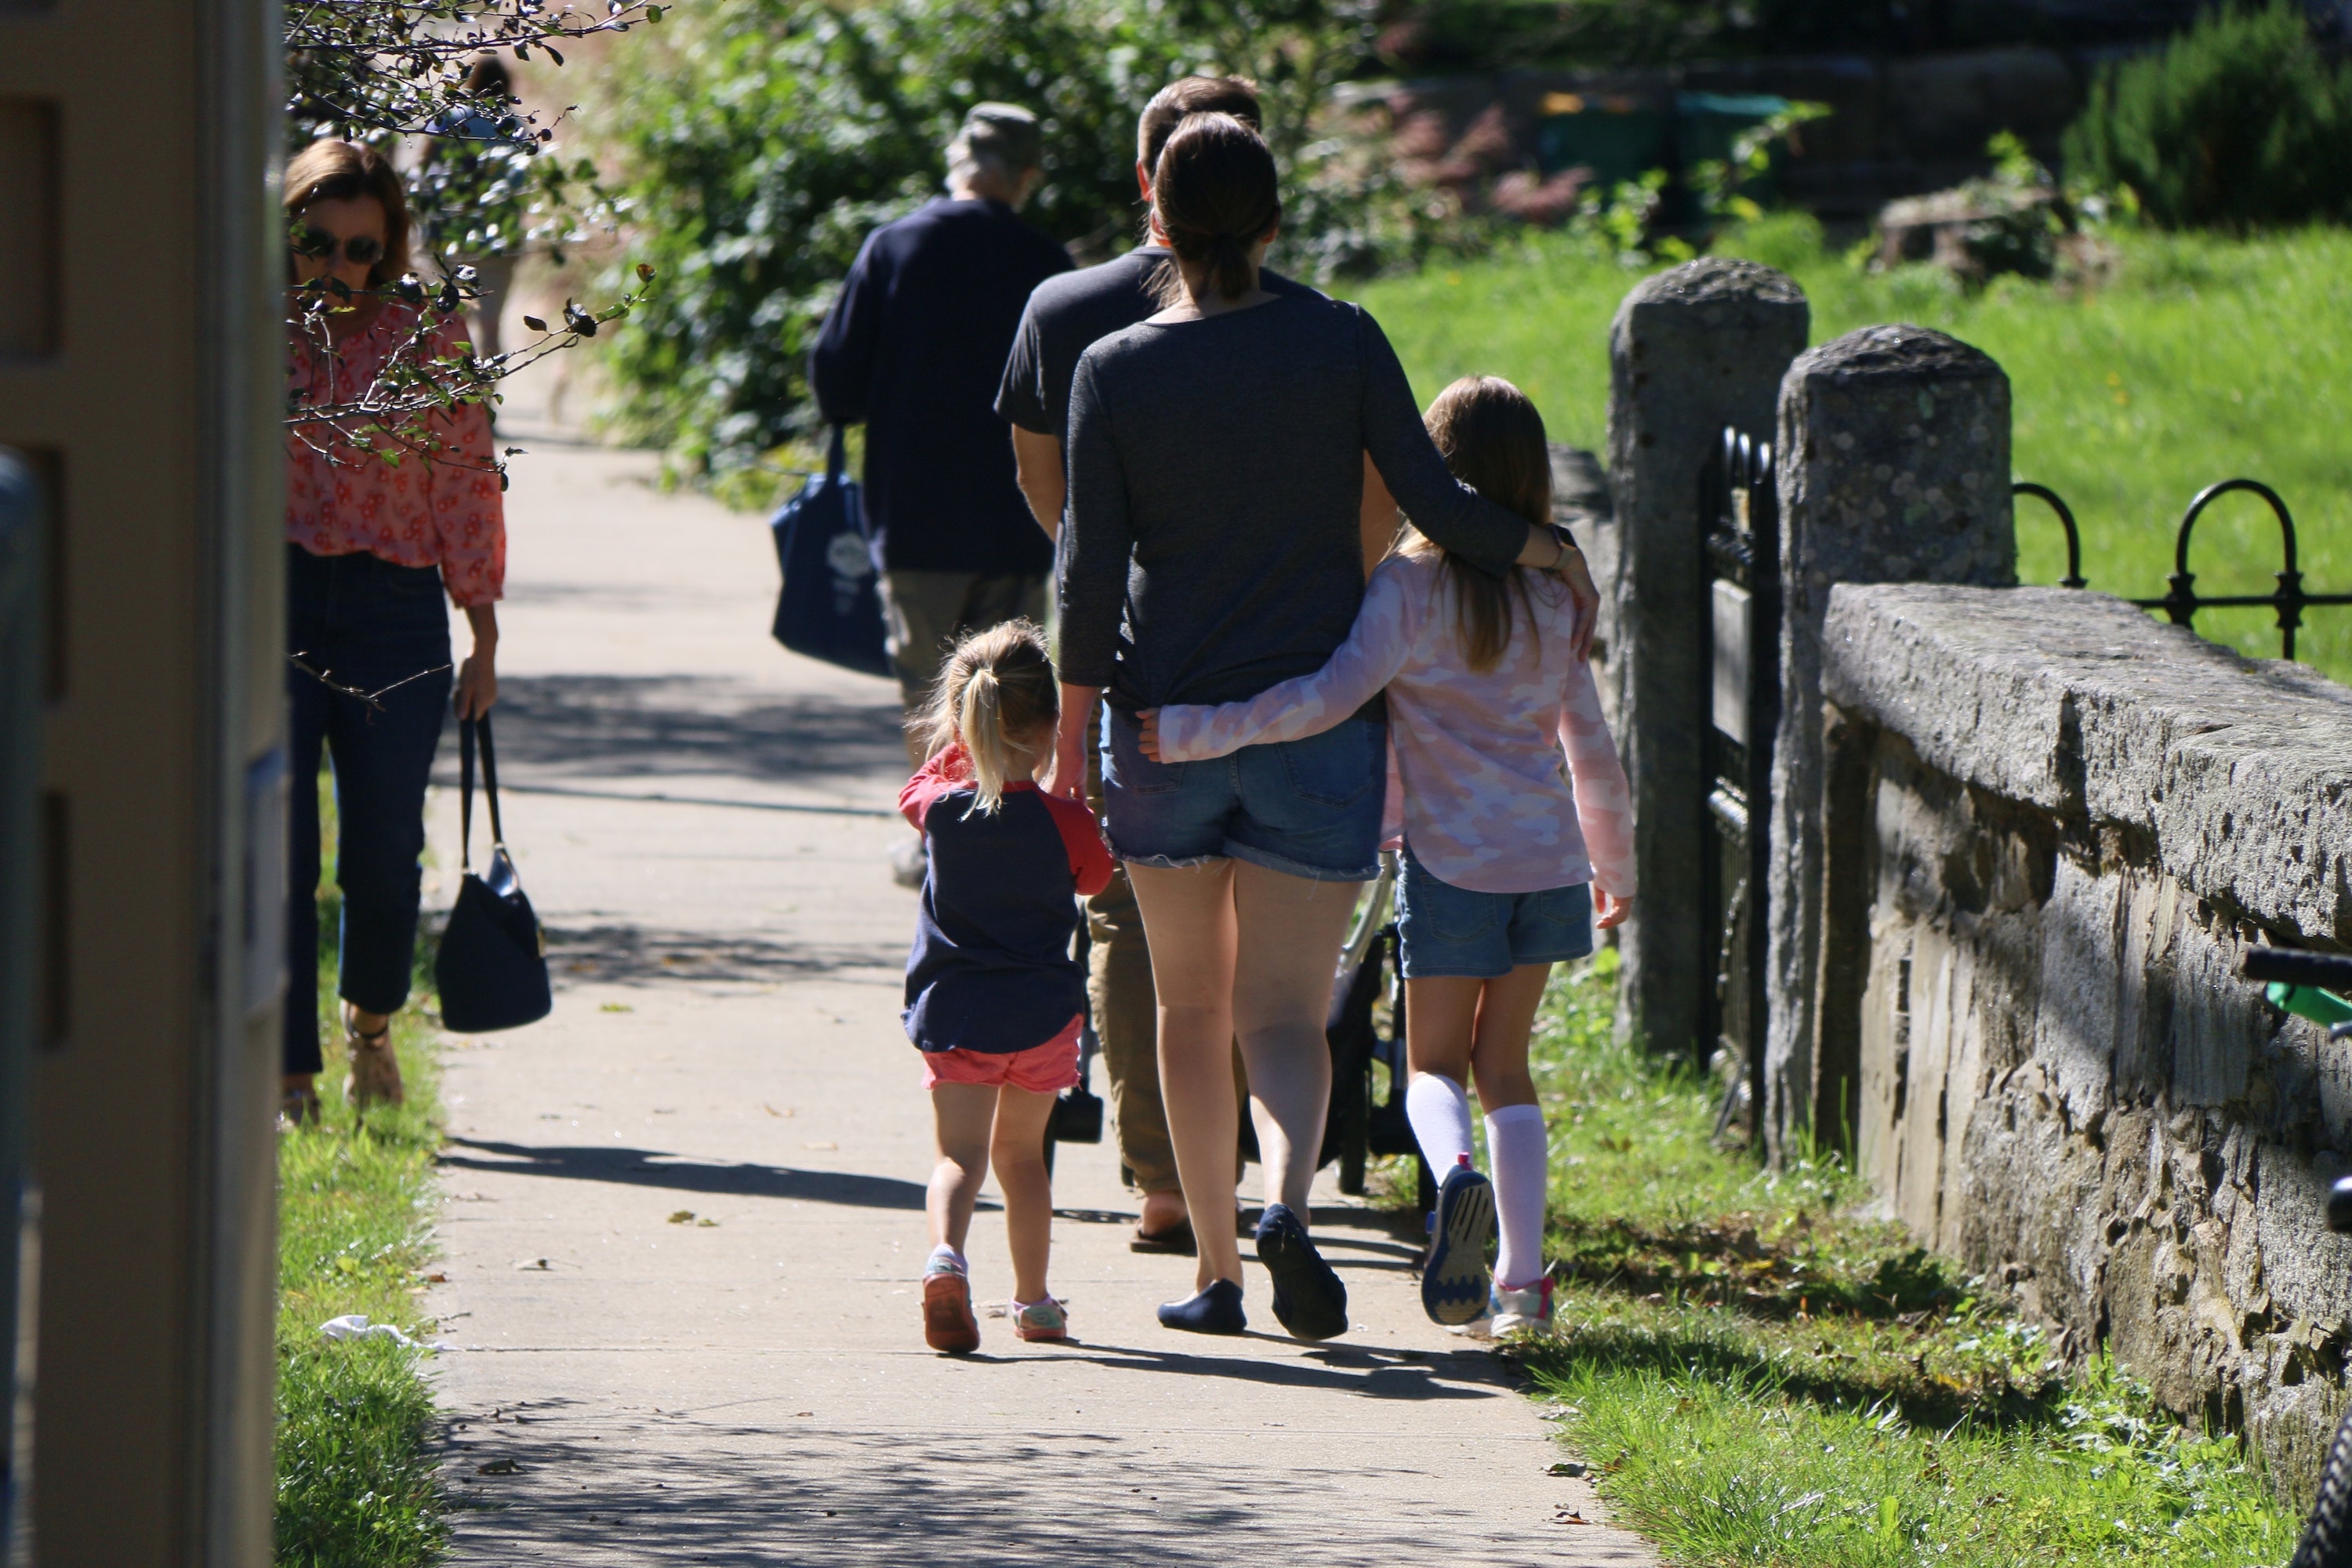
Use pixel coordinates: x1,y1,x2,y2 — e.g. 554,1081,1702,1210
1143,376,1634,1338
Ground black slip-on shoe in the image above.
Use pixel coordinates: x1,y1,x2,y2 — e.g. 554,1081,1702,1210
1254,1203,1348,1341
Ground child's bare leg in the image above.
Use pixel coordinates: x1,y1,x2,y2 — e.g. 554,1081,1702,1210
989,1086,1059,1303
929,1082,999,1258
1403,976,1483,1170
1466,963,1552,1112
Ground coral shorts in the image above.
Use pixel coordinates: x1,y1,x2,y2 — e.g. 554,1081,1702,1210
918,1014,1083,1094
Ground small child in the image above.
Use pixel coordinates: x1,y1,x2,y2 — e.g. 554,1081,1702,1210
898,621,1114,1353
1142,376,1635,1339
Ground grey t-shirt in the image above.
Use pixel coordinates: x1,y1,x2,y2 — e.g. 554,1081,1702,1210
1058,293,1530,710
995,246,1319,445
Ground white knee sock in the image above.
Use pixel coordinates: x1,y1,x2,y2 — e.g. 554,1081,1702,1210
1405,1072,1475,1174
1485,1103,1550,1290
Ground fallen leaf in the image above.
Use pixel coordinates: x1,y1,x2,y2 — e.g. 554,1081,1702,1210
514,1258,552,1271
667,1210,695,1225
1548,1461,1588,1477
1552,1511,1590,1525
696,1218,718,1228
421,1272,449,1284
477,1457,521,1475
600,1002,633,1013
804,1142,837,1152
764,1104,793,1118
793,1411,815,1417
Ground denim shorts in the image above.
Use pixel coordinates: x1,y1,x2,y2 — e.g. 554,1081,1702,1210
1395,844,1595,978
1101,706,1385,883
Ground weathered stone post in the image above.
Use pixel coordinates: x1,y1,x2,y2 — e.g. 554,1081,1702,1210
1764,325,2015,1160
1604,259,1808,1058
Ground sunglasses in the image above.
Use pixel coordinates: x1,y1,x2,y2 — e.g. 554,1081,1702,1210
292,227,384,267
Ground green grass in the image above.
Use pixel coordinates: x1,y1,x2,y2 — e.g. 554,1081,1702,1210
275,778,448,1568
1509,953,2298,1566
1348,221,2352,684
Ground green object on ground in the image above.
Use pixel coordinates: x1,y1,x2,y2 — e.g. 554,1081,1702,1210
1350,223,2352,685
276,778,447,1568
2268,981,2352,1027
1512,955,2297,1565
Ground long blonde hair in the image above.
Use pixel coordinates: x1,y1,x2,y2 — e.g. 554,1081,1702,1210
913,620,1059,815
1402,376,1564,673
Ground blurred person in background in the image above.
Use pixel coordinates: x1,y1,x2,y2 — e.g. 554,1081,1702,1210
811,103,1073,887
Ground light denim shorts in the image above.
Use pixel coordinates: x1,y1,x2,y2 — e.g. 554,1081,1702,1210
1100,706,1385,883
1395,844,1594,979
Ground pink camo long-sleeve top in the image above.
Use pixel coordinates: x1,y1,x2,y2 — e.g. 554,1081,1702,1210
285,304,506,607
1153,550,1636,898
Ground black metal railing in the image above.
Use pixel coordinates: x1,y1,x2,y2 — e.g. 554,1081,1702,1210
2013,479,2352,661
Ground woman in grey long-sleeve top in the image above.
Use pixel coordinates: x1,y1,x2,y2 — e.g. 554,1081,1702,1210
1046,113,1593,1339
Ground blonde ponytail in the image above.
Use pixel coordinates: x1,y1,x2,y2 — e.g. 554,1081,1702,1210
910,619,1059,815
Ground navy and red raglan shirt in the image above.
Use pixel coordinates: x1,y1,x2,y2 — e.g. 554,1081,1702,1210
898,746,1116,1056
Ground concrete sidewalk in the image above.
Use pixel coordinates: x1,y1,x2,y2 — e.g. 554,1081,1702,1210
421,434,1654,1566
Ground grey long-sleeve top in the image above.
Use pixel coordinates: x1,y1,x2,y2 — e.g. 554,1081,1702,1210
1058,294,1529,711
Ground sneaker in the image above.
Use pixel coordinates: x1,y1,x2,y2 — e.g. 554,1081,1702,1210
1012,1296,1069,1343
888,836,929,889
1490,1276,1555,1339
1421,1156,1495,1327
921,1256,980,1354
1254,1203,1348,1341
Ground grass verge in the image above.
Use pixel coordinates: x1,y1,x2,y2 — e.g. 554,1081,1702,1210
1515,953,2297,1566
1350,223,2352,685
274,795,448,1566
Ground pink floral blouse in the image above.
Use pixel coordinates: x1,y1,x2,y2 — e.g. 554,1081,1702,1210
1155,550,1636,898
285,304,505,607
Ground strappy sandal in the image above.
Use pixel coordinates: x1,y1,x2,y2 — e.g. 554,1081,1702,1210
344,1010,405,1109
280,1078,321,1130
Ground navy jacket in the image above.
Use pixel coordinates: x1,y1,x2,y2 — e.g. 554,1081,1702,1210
811,198,1073,576
898,746,1114,1054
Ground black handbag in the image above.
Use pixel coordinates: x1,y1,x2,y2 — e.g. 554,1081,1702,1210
768,426,891,678
434,713,552,1033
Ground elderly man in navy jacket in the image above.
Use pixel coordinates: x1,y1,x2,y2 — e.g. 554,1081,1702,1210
812,103,1072,880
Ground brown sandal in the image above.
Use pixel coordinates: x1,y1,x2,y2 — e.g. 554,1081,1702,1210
344,1011,405,1109
280,1079,321,1130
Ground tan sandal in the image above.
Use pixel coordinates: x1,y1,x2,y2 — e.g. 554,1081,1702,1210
280,1078,321,1130
344,1011,405,1109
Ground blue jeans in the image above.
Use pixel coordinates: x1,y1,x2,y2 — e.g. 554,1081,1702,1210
285,546,454,1076
1100,706,1385,883
1395,844,1594,979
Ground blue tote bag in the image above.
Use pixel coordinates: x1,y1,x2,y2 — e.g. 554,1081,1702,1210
768,426,891,678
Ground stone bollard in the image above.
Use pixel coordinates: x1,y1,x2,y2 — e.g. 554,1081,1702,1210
1763,325,2015,1162
1604,259,1808,1059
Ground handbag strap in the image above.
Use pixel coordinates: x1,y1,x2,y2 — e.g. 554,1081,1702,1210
458,715,474,871
456,711,508,872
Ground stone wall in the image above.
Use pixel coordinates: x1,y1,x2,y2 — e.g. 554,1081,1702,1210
1819,582,2352,1498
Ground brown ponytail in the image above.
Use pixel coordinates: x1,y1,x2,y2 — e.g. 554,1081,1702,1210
1150,112,1280,306
912,619,1060,815
1401,376,1566,673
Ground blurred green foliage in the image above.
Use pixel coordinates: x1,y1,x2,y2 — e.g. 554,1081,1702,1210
585,0,1388,478
2063,0,2352,230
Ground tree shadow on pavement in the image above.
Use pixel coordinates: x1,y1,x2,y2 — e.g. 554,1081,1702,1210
437,1392,1650,1568
544,924,903,988
438,1138,930,1210
445,674,907,786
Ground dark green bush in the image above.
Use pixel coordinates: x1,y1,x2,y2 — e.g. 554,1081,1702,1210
587,0,1385,477
2063,0,2352,229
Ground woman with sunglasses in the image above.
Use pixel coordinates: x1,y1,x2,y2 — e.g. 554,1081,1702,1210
281,138,504,1122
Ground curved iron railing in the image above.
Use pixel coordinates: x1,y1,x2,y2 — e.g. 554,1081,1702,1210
2012,479,2352,661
